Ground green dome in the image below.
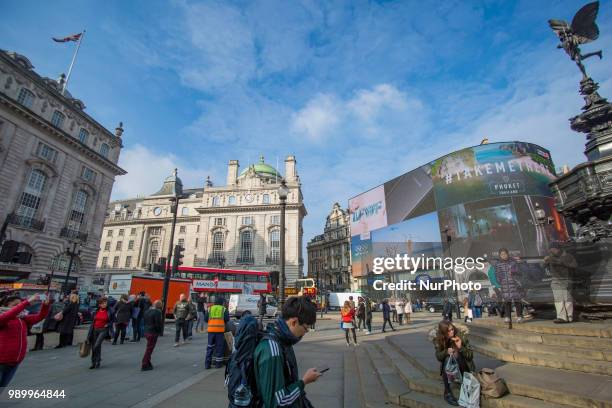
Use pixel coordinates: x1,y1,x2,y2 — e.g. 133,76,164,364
240,156,282,178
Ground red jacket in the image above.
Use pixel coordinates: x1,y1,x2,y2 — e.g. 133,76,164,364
341,308,355,323
0,300,49,365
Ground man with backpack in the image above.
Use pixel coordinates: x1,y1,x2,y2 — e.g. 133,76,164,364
205,297,229,369
226,296,321,407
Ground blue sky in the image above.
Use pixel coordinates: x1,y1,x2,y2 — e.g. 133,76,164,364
2,0,611,253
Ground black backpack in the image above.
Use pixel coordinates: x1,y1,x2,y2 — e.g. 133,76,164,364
225,314,269,407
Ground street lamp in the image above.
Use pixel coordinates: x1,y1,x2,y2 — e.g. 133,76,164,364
62,241,81,295
442,225,461,320
278,179,289,309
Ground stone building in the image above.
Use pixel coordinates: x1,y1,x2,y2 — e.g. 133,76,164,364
306,203,352,292
96,156,306,289
0,50,126,290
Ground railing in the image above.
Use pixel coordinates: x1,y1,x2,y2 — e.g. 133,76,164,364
266,256,279,265
7,213,45,231
236,256,254,265
60,227,88,242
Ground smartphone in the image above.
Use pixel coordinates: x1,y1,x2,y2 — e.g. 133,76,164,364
317,367,330,374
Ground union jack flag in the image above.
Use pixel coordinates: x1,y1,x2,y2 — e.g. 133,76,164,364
52,33,82,43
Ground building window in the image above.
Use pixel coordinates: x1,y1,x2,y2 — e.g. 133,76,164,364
240,230,253,262
118,229,124,236
212,231,224,260
17,88,34,108
79,128,89,144
150,227,161,235
17,169,47,222
51,110,65,128
104,242,110,251
179,225,186,234
262,194,270,204
242,216,253,226
214,217,225,227
112,256,119,268
149,240,159,264
181,207,189,216
212,196,220,206
195,238,199,248
37,142,58,163
128,240,134,250
101,257,108,267
130,228,136,235
228,196,236,205
196,225,200,233
125,256,132,268
67,190,88,232
271,215,280,225
100,143,110,158
178,238,185,249
81,166,96,182
107,230,113,237
115,241,122,251
270,229,280,262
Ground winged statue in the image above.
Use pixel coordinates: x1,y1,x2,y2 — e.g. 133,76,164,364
549,1,602,78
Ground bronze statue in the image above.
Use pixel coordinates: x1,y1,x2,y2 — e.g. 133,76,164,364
549,1,602,78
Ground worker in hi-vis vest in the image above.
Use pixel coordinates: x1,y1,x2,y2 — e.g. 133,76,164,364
204,297,229,369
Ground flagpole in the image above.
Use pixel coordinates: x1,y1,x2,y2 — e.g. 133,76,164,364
62,29,85,95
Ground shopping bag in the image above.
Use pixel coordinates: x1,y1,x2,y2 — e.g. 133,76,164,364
444,355,462,384
458,372,480,408
79,341,91,358
54,311,63,321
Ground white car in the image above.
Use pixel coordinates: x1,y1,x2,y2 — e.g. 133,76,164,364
228,294,278,318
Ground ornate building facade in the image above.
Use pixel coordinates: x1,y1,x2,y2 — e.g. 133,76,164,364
0,50,126,290
306,203,352,292
96,156,306,289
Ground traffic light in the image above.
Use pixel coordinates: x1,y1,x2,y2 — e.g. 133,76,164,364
172,245,184,274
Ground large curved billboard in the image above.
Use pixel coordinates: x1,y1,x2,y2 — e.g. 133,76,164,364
349,141,570,278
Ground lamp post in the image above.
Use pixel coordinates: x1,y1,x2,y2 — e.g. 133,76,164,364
62,241,81,295
161,170,183,335
442,225,461,320
278,179,289,309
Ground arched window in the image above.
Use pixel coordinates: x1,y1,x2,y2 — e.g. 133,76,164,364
262,194,270,204
67,190,88,232
269,229,280,262
239,230,253,263
149,240,159,264
212,196,220,206
51,110,65,128
79,128,89,144
100,143,110,158
17,88,34,108
212,231,224,260
17,169,47,224
51,253,79,274
181,207,189,216
228,196,236,205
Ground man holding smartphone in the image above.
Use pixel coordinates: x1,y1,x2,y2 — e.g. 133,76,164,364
254,296,321,407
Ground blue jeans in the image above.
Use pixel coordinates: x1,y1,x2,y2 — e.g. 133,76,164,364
0,364,19,388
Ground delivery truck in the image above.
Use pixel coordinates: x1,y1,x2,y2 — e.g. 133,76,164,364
108,274,192,317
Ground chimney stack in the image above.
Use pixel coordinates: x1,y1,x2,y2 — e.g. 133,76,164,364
227,160,239,186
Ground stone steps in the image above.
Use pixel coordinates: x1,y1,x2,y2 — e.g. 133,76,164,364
470,332,610,361
472,342,612,376
343,350,364,408
385,331,612,408
352,345,402,408
470,318,612,338
469,324,612,351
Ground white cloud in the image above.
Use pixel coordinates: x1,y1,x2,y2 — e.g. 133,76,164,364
112,145,215,200
347,84,413,121
291,93,341,141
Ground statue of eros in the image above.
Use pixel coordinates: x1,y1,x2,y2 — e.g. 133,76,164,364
549,1,602,78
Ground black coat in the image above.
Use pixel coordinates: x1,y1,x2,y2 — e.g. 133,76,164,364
144,308,163,335
113,300,133,324
43,302,64,332
58,302,79,334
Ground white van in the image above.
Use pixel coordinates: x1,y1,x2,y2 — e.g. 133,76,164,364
327,292,363,311
228,294,278,318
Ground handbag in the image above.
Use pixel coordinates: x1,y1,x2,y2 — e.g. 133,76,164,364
54,311,63,321
444,355,462,384
477,368,508,398
79,341,91,358
31,321,44,334
458,372,481,408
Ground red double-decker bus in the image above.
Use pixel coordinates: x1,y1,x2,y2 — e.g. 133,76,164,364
176,266,272,303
